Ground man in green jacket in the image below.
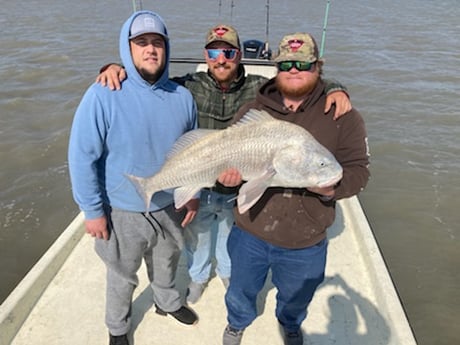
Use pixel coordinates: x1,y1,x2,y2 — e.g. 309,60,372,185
96,24,352,305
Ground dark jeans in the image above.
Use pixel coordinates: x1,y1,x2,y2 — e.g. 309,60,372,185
225,225,327,332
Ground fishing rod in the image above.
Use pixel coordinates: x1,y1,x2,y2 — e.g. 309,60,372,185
264,0,270,49
261,0,271,59
319,0,331,58
218,0,222,17
230,0,235,23
265,0,270,41
131,0,143,12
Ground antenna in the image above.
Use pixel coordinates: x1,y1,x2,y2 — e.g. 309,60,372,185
319,0,331,58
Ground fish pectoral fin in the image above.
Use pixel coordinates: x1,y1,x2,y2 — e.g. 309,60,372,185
174,186,202,210
237,168,276,214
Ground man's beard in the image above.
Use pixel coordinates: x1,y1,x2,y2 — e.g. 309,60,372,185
139,67,163,84
211,64,237,84
275,76,316,98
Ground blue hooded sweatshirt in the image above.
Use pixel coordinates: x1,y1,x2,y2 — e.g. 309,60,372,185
68,11,197,219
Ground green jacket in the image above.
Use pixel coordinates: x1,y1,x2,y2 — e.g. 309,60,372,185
173,65,266,129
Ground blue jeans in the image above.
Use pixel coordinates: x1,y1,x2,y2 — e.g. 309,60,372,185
225,225,327,332
184,189,235,283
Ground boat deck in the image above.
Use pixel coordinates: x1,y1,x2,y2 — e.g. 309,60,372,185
1,197,417,345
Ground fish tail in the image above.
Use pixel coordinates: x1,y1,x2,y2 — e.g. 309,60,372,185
126,174,156,212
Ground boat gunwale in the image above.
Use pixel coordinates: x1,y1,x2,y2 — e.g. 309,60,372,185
0,213,85,345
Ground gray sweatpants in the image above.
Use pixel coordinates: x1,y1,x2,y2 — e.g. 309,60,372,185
95,205,184,336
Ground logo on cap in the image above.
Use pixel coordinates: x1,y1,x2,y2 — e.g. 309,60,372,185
287,39,304,52
143,17,156,29
214,26,229,37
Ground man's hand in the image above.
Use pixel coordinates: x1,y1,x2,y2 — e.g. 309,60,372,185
217,167,243,187
307,185,336,201
324,91,352,120
95,64,126,91
85,216,109,240
180,198,200,227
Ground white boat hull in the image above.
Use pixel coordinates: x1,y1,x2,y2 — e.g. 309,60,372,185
0,197,417,345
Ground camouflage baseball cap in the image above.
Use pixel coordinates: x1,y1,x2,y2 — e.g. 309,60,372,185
274,33,319,63
205,24,241,49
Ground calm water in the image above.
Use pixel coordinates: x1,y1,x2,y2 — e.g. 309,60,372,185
1,0,459,344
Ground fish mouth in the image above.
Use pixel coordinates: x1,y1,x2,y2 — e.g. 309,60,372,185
317,172,343,188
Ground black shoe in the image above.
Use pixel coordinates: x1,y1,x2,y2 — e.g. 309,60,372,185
109,333,129,345
155,304,198,325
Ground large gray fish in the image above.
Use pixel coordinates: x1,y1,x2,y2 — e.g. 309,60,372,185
127,109,343,214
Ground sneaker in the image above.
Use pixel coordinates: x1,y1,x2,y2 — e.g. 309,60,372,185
223,324,244,345
282,329,303,345
221,277,230,289
186,281,206,304
155,304,198,325
109,333,129,345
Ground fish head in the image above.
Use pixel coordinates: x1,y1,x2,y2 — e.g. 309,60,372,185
273,143,343,188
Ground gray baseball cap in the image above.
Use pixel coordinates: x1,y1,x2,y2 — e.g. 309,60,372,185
129,12,168,40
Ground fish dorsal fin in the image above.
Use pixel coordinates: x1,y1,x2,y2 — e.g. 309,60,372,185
173,186,202,210
167,129,217,159
231,109,276,128
237,167,276,214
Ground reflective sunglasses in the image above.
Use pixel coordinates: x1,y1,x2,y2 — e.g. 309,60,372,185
277,61,314,72
206,49,239,61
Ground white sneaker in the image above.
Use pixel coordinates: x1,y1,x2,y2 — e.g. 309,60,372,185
223,325,244,345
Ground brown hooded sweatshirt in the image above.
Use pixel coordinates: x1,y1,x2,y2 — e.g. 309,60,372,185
232,78,370,249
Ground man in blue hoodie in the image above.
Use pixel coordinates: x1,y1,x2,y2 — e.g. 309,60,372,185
68,11,199,345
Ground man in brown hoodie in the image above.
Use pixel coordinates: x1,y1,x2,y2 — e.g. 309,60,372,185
219,32,370,345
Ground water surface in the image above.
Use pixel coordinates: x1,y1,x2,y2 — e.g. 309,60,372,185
1,1,459,344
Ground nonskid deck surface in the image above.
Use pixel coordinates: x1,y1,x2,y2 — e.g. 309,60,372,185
7,198,416,345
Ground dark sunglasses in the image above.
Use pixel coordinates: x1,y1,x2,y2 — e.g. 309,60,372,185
206,49,238,61
277,61,315,72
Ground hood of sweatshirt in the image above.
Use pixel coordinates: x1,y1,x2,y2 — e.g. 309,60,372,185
119,10,170,89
